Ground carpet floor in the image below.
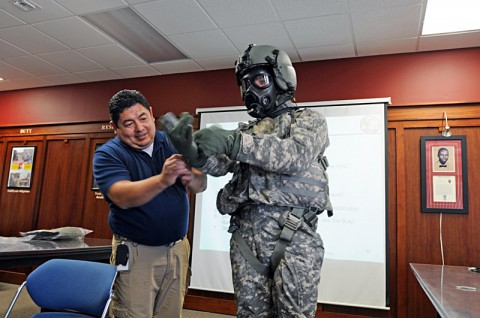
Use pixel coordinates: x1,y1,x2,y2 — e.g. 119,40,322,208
0,282,234,317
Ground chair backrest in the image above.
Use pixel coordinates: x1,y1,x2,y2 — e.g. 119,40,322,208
26,259,117,317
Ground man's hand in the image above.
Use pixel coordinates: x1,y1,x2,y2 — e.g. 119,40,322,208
159,154,189,187
161,154,207,193
193,126,241,159
167,113,207,167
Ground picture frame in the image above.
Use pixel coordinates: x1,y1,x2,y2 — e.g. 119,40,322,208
420,135,468,213
7,146,36,189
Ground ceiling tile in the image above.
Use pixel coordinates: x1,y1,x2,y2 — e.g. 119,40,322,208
0,25,69,54
297,44,356,61
272,0,348,20
0,77,51,91
37,50,103,72
76,44,146,68
111,65,161,78
54,0,128,15
0,61,33,79
150,60,203,74
134,0,217,35
0,0,72,24
33,17,114,49
4,55,67,76
285,15,353,48
198,0,278,28
223,22,295,51
0,8,24,28
357,38,418,56
125,0,151,3
75,69,122,82
169,30,238,59
0,39,30,59
0,0,477,92
40,73,86,86
349,0,424,11
195,56,238,71
351,4,423,42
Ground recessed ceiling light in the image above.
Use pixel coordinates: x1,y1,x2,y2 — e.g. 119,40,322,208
422,0,480,35
13,0,38,11
82,7,187,63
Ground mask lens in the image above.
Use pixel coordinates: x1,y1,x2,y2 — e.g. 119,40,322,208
252,74,272,89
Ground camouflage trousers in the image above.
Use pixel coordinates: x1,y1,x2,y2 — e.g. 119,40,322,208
230,205,324,318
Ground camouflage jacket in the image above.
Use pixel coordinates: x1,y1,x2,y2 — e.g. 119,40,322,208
200,106,332,215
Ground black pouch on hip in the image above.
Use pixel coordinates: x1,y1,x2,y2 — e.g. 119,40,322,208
115,243,130,271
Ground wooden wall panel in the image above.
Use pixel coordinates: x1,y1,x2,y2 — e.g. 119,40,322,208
387,129,397,314
81,136,113,239
390,111,480,318
0,138,44,236
404,126,480,262
0,123,114,238
35,136,88,229
403,127,440,318
0,137,4,197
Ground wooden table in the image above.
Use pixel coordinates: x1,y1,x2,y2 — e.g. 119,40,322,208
0,237,112,268
410,263,480,317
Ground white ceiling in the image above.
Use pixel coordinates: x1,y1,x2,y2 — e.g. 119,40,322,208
0,0,479,92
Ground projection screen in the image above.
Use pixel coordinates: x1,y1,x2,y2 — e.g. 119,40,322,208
190,98,390,310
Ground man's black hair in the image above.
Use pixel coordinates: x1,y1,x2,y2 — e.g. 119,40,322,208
108,89,151,126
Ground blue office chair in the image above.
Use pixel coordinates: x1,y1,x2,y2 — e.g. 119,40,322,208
4,259,117,318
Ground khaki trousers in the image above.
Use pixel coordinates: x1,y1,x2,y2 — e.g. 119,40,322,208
110,236,190,318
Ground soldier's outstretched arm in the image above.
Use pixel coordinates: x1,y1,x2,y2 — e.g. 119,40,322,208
235,109,329,174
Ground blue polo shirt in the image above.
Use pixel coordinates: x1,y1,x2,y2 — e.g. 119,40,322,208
93,130,189,246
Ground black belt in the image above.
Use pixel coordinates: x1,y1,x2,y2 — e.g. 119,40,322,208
113,234,184,247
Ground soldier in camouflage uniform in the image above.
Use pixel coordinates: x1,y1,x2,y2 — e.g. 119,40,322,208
168,44,332,318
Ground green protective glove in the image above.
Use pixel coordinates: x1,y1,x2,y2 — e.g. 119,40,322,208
193,125,241,159
167,112,207,167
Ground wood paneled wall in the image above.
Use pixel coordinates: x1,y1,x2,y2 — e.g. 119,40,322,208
390,103,480,318
0,123,113,238
1,102,479,317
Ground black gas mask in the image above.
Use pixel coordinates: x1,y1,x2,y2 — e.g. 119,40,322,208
239,67,278,119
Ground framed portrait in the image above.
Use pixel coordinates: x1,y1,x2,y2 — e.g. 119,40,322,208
7,146,36,189
420,135,468,213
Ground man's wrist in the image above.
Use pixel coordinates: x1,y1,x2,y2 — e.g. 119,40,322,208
156,174,170,192
229,132,242,159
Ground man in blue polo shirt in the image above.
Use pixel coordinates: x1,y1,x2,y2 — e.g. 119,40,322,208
93,89,206,318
